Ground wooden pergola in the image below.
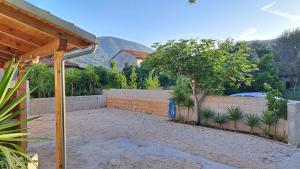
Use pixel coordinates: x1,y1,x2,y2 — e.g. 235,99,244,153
0,0,96,169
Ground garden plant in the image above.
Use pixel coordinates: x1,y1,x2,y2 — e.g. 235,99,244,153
200,108,215,126
214,113,227,128
227,106,243,132
0,59,37,169
245,114,260,135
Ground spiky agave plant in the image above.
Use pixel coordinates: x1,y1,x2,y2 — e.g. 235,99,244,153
0,59,36,169
227,106,243,132
260,110,276,137
214,113,227,128
200,108,214,126
245,114,260,135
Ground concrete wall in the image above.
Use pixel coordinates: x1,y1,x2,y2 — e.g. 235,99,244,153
29,95,106,115
105,89,288,139
104,89,169,117
288,101,300,147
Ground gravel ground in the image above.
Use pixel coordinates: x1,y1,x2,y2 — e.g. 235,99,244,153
28,108,300,169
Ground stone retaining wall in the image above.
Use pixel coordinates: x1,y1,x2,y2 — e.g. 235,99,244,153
105,89,288,140
29,95,106,115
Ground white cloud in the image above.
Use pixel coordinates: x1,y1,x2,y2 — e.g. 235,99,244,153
233,28,276,41
261,2,300,22
237,28,258,40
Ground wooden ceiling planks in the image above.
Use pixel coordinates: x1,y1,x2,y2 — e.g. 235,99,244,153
0,43,25,56
0,3,91,48
0,22,46,46
0,31,37,52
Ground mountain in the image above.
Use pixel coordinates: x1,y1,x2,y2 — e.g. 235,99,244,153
70,36,153,67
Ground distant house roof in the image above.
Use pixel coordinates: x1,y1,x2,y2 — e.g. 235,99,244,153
39,57,80,68
112,49,149,59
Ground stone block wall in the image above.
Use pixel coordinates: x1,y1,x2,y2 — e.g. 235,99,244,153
29,95,106,115
105,89,288,140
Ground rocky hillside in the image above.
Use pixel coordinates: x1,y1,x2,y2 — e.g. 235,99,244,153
71,36,153,68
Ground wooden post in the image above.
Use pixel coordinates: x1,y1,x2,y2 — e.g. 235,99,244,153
54,51,64,169
17,63,27,150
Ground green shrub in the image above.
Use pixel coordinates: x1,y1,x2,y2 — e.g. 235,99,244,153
245,114,260,135
200,108,215,125
214,113,227,128
227,106,243,131
183,97,194,122
145,70,160,89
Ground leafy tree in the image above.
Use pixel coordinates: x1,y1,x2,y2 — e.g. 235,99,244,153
27,63,53,98
95,65,112,88
145,70,160,89
144,39,256,124
110,60,128,89
265,86,288,120
253,54,283,92
227,106,243,132
264,84,288,138
129,65,137,89
245,114,260,135
274,28,300,88
84,64,99,95
66,68,82,96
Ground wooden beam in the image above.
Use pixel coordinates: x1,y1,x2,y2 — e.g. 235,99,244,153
0,5,90,48
0,43,24,56
0,22,44,46
0,51,11,59
20,39,67,63
17,63,27,150
54,51,64,169
0,32,36,52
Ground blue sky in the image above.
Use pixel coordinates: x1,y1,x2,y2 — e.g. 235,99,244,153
26,0,300,47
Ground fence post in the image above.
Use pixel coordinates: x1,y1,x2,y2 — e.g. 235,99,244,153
288,101,300,147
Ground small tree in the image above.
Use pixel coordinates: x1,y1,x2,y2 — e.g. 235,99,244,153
200,108,215,126
144,39,257,125
84,64,99,95
227,106,243,132
66,68,81,96
27,63,53,98
265,84,288,138
214,113,227,128
129,65,137,89
260,110,276,137
145,70,160,89
110,60,128,89
245,114,260,135
170,76,191,118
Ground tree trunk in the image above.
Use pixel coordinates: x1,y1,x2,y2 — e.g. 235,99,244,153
71,82,74,96
190,80,199,124
89,81,93,95
250,127,253,135
274,122,277,139
234,122,237,132
185,108,190,123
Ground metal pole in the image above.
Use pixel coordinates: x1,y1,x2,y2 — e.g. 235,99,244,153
60,45,96,169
